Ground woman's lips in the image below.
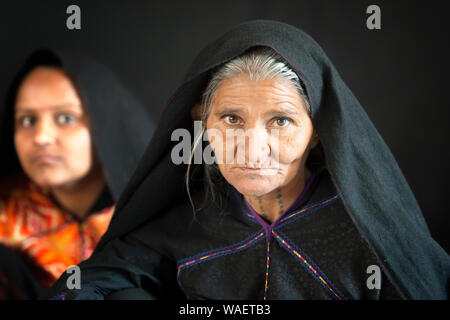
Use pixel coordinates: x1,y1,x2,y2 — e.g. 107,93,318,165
31,154,64,165
235,167,278,174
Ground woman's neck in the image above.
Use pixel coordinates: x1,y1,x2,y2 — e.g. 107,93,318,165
49,167,106,220
245,168,311,224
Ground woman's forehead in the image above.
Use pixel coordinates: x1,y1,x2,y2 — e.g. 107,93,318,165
211,75,305,112
15,67,82,112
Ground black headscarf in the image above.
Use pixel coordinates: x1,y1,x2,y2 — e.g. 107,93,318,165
0,48,156,201
94,20,449,299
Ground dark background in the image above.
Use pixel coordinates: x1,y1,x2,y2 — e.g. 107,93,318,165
2,0,449,253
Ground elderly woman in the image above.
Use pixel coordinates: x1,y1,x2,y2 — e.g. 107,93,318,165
47,20,449,300
0,49,155,299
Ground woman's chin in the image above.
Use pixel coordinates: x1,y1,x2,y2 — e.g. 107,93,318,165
231,178,276,197
27,174,68,190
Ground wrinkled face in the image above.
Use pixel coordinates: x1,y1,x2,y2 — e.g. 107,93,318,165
205,74,318,197
14,66,94,188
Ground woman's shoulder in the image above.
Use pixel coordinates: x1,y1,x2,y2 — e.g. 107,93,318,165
0,173,54,226
308,165,342,202
0,172,31,200
129,187,223,243
0,173,30,239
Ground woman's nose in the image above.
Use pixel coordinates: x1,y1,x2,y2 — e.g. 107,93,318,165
237,127,271,165
33,118,57,146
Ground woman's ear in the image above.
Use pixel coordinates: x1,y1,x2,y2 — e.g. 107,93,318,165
190,104,203,121
310,130,320,148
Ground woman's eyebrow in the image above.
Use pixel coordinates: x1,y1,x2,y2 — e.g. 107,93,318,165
213,104,302,117
214,107,249,116
263,105,301,117
15,103,82,113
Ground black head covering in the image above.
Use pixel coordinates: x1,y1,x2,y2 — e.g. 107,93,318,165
1,48,156,201
94,20,449,299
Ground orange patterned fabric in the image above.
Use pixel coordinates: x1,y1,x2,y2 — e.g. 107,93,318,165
0,179,114,289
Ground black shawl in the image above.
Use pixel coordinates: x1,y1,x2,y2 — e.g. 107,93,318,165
0,48,156,201
93,20,449,299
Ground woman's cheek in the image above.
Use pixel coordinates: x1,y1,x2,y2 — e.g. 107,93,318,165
276,133,309,164
64,128,93,173
208,127,229,164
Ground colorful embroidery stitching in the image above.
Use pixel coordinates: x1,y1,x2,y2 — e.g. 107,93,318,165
264,240,270,300
48,292,67,300
176,231,265,296
279,194,340,224
272,230,347,300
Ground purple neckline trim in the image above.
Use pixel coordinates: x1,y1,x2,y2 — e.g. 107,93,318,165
243,172,316,242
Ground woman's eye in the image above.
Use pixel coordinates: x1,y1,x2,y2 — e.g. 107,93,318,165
17,116,36,128
273,118,290,127
56,114,76,125
224,115,240,125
